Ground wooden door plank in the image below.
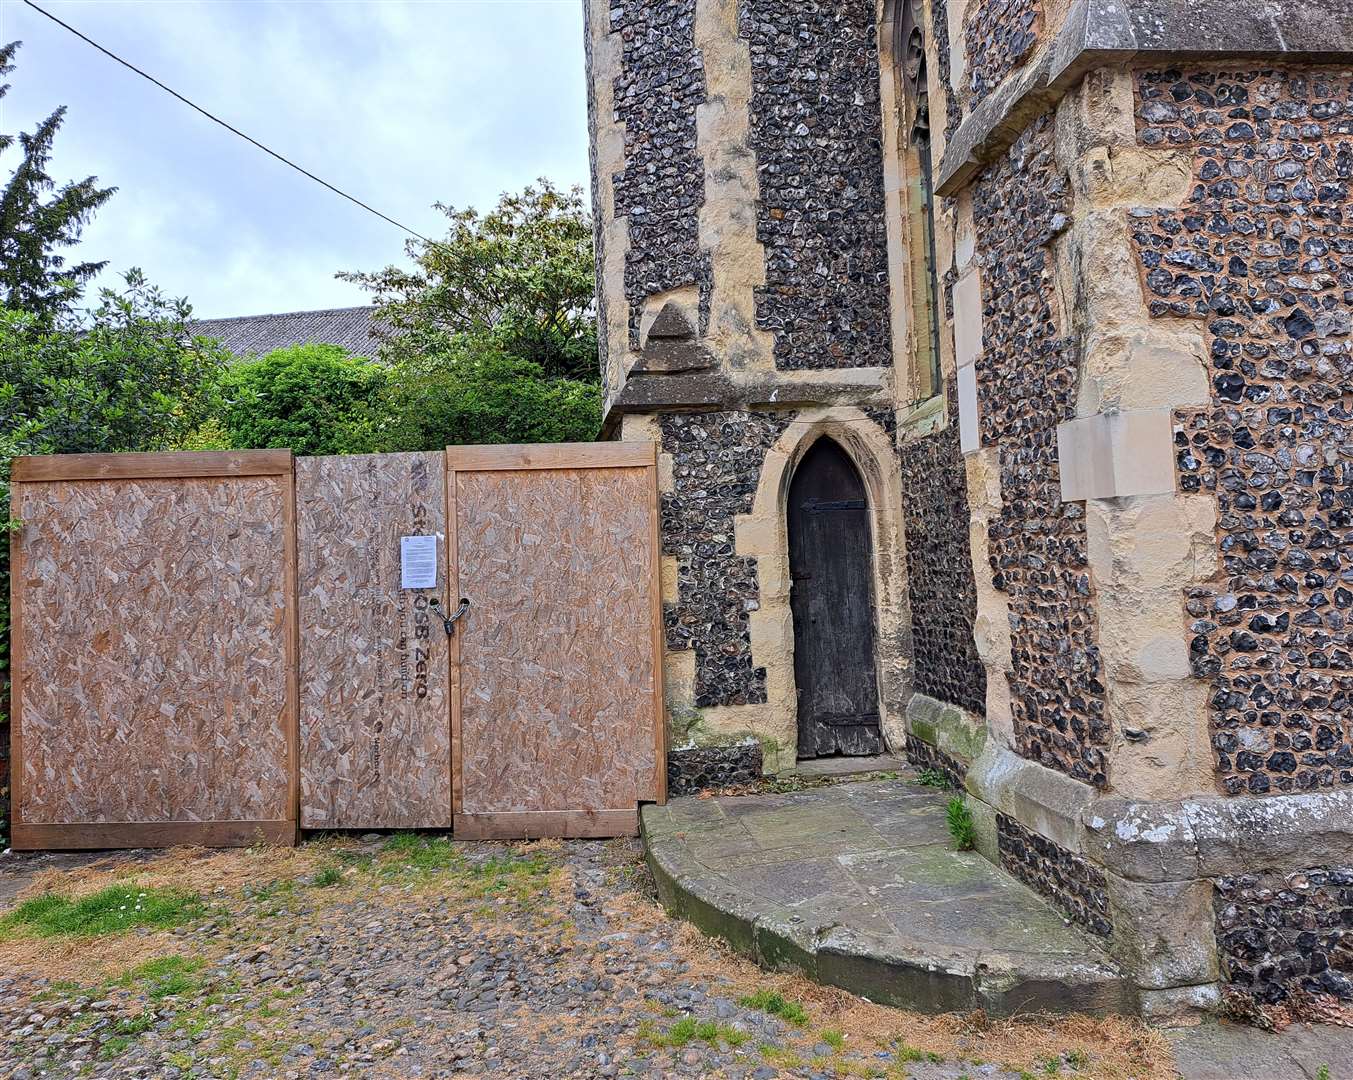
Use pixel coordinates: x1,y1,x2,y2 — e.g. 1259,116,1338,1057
446,442,656,473
10,471,296,849
451,463,661,830
452,809,637,841
447,464,465,822
647,461,668,805
14,820,297,851
12,450,292,482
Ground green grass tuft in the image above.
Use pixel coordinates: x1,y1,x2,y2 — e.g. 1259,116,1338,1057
311,864,343,888
0,885,206,940
112,955,208,1000
946,796,976,851
739,988,809,1026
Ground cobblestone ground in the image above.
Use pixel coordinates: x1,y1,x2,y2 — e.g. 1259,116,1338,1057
0,835,1178,1079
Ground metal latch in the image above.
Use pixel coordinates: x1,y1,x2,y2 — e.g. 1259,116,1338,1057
429,597,471,638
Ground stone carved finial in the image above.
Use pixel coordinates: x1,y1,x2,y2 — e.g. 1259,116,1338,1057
633,300,714,374
647,301,696,342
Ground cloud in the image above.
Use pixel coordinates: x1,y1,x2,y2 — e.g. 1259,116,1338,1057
1,0,590,317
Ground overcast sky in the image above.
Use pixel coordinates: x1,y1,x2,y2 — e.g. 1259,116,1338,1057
0,0,590,318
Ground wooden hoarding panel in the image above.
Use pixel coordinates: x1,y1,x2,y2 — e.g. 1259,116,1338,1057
11,467,296,849
450,446,662,838
297,453,452,829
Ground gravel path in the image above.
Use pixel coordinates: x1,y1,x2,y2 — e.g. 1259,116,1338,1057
1,835,1174,1079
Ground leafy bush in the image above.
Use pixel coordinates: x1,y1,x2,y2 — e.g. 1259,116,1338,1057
219,343,384,457
342,180,599,383
368,348,600,452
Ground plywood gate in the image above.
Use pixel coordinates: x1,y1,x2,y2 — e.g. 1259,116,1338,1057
449,444,665,839
9,444,664,849
297,452,451,830
9,452,298,850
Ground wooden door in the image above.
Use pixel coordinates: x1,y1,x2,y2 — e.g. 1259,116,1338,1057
447,443,665,839
788,439,884,759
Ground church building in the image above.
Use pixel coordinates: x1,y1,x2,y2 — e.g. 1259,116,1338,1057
584,0,1353,1018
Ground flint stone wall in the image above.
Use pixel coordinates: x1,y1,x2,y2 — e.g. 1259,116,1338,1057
964,0,1041,107
1216,867,1353,1005
974,114,1109,787
998,811,1113,938
904,733,967,789
1132,67,1353,799
660,411,796,708
738,1,894,371
668,744,765,796
899,386,987,718
610,0,710,349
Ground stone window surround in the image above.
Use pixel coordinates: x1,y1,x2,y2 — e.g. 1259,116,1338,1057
879,0,952,420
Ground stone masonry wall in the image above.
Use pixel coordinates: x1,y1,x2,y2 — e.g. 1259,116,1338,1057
611,1,710,349
930,0,962,149
660,411,796,708
997,812,1113,937
1132,68,1353,798
964,0,1041,107
584,17,612,381
738,1,894,370
974,114,1109,787
899,384,987,717
1216,867,1353,1004
668,744,764,796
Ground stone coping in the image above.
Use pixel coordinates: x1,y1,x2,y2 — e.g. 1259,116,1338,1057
642,777,1133,1016
955,737,1353,886
937,0,1353,194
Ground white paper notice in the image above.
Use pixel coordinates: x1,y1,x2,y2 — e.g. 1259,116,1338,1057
400,535,438,590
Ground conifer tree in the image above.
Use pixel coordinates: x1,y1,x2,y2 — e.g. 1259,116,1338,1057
0,41,116,319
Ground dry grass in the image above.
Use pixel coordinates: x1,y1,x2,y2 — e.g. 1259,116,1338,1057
11,842,337,906
606,888,1176,1079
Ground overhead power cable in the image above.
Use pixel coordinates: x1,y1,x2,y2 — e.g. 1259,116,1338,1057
19,0,435,245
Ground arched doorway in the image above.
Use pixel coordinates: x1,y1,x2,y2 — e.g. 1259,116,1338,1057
788,438,884,759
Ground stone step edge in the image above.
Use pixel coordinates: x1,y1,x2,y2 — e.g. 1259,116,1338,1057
640,806,1138,1018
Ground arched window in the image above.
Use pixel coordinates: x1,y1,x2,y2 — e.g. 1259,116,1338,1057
893,0,943,402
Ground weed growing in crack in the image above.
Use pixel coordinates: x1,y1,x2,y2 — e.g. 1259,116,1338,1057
946,796,976,851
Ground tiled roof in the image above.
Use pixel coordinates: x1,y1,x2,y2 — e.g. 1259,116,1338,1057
189,305,383,359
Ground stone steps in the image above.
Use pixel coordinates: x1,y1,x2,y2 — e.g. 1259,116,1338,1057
641,776,1134,1016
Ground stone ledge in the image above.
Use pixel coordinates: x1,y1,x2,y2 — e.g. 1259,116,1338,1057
1083,789,1353,884
937,0,1353,194
600,370,892,435
906,694,988,767
964,742,1097,855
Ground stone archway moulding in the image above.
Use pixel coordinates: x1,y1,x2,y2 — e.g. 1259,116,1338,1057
722,406,914,765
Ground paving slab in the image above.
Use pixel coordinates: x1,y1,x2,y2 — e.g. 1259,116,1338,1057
1169,1020,1353,1079
642,775,1133,1016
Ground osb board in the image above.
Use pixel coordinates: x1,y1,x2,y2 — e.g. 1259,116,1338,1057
11,475,293,829
452,466,660,819
297,453,451,829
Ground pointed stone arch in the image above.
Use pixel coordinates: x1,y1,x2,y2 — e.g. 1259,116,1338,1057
728,406,914,762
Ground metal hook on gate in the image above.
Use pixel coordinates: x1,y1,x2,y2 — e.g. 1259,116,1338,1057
429,597,471,638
